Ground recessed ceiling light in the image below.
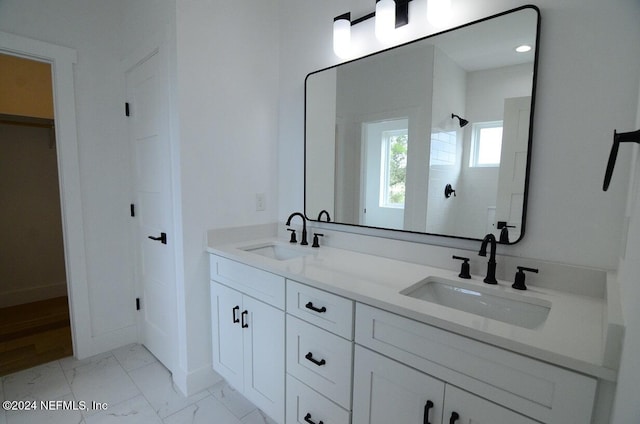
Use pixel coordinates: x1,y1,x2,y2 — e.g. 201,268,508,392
515,44,532,53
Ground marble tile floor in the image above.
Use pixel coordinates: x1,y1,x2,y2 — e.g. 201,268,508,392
0,344,276,424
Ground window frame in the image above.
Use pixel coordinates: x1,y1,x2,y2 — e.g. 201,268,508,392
469,120,504,168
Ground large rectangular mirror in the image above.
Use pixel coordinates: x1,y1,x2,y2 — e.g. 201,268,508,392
305,5,540,243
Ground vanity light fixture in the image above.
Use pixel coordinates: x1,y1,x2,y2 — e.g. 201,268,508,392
375,0,396,41
333,13,352,59
427,0,452,28
451,113,469,128
333,0,411,57
376,0,410,41
515,44,532,53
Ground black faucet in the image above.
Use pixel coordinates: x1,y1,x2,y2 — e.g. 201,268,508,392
478,233,498,284
317,210,331,222
286,212,308,245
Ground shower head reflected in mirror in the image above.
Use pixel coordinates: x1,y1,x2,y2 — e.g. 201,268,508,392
451,113,469,128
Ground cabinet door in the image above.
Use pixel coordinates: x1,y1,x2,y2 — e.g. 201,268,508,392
210,281,244,390
443,385,538,424
243,295,285,424
353,346,445,424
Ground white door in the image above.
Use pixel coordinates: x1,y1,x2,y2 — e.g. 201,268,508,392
210,281,244,390
126,49,177,370
495,96,530,241
243,296,285,424
362,119,408,230
353,346,445,424
443,385,538,424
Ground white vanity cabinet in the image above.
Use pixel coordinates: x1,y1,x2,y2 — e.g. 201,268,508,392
285,280,354,424
353,346,538,424
210,255,285,424
354,303,598,424
208,248,605,424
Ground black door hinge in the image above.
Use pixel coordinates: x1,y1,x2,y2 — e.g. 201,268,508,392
130,203,135,217
136,298,141,311
125,102,130,117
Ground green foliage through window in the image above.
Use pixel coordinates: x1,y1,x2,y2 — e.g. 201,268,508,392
383,131,407,207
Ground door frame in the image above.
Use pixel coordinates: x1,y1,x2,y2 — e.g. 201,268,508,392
0,31,93,357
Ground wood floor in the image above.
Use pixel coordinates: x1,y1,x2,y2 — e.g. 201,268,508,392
0,296,73,376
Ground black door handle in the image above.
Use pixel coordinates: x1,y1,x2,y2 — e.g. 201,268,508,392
148,232,167,244
304,413,324,424
423,400,434,424
305,302,327,313
305,352,326,366
232,306,240,323
241,310,248,328
449,411,460,424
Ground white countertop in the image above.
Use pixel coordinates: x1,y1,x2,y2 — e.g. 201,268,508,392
207,237,620,381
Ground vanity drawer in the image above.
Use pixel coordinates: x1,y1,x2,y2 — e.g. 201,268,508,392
286,315,353,409
355,303,597,424
286,280,354,339
286,375,350,424
209,255,285,309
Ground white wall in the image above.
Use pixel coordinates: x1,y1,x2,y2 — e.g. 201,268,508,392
278,0,640,271
610,82,640,424
0,0,138,354
306,69,337,218
175,0,280,391
0,124,67,308
426,47,466,236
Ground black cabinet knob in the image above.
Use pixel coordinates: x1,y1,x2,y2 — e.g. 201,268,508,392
232,306,240,323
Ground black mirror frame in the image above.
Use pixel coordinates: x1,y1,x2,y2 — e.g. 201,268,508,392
303,4,541,245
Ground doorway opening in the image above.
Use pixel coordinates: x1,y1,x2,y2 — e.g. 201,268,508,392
0,53,72,375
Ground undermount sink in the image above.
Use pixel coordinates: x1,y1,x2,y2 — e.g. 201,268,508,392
400,277,551,329
242,243,310,261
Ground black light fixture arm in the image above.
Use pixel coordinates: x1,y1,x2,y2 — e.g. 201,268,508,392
603,129,640,191
337,0,413,27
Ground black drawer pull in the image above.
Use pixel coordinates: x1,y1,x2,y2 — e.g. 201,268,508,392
232,306,240,323
305,302,327,313
241,310,249,328
449,411,460,424
305,352,326,366
423,400,434,424
304,413,324,424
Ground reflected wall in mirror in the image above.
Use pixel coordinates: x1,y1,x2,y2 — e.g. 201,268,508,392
305,5,540,243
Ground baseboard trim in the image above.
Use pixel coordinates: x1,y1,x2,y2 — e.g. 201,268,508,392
173,363,223,397
0,283,68,308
